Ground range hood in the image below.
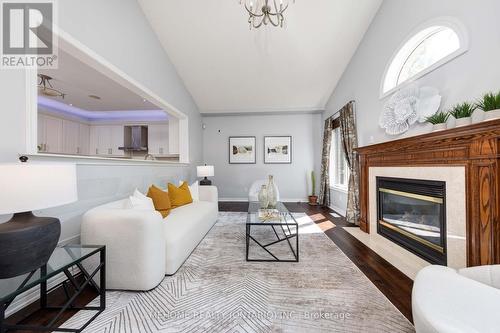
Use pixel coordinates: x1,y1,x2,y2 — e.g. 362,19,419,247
119,126,148,152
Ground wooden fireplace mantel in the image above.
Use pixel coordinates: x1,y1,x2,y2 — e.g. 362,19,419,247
355,119,500,266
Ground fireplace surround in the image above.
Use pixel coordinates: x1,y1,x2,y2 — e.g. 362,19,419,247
356,119,500,266
376,177,446,265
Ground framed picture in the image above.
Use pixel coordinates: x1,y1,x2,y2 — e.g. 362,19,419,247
229,136,256,164
264,136,292,164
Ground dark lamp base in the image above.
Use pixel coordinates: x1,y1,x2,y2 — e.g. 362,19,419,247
0,212,60,279
199,177,212,186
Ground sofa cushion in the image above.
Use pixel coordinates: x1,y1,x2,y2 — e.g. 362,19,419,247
147,185,172,218
168,182,193,208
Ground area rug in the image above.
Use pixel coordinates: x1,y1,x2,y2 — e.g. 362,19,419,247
63,212,414,332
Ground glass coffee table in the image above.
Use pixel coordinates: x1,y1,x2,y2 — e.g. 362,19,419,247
246,202,299,262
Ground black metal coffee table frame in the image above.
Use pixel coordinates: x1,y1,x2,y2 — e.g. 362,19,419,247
246,211,299,262
0,245,106,333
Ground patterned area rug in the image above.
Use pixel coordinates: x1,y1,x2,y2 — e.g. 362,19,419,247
63,212,414,332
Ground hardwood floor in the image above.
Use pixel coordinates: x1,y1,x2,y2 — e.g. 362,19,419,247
220,201,414,322
6,202,412,332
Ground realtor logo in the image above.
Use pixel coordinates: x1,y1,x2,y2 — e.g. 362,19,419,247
1,0,57,68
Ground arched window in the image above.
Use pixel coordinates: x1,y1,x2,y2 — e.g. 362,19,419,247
381,18,468,97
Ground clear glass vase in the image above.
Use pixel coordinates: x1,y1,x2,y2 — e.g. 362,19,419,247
267,175,277,208
258,185,268,208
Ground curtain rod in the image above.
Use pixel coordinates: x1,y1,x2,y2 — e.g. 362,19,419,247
327,100,356,119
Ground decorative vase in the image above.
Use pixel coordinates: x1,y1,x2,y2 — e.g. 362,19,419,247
267,175,278,208
483,109,500,121
455,117,472,127
432,123,447,132
258,185,268,208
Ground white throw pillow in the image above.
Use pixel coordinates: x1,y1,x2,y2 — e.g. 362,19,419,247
178,181,199,202
129,189,155,210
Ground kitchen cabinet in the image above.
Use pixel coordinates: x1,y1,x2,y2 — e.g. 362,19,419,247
62,120,79,154
38,114,63,153
90,125,124,156
148,124,169,156
78,123,90,155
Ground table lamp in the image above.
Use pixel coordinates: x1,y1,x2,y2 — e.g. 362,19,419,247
0,157,78,279
197,165,214,186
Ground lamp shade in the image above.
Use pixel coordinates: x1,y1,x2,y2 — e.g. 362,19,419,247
0,163,78,214
197,165,214,178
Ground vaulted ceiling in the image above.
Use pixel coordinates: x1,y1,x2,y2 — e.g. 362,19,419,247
138,0,382,114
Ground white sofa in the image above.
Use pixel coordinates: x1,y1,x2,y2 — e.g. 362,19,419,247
81,186,218,291
412,265,500,333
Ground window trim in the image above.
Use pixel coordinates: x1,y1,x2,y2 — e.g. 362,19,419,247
380,17,469,99
329,124,349,189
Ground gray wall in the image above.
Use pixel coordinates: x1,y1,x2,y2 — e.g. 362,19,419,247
325,0,500,146
324,0,500,211
0,0,202,244
202,114,322,201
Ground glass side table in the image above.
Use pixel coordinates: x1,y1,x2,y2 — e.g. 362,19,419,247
0,245,105,332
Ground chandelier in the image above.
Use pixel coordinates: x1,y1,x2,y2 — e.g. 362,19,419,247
38,74,66,99
240,0,295,29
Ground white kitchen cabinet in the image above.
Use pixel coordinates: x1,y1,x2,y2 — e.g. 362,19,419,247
78,123,90,155
168,119,180,154
148,124,169,156
38,114,63,153
90,125,124,156
62,119,80,155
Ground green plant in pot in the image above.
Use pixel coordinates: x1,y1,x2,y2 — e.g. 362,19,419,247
308,171,318,205
425,111,450,132
476,91,500,121
449,102,476,127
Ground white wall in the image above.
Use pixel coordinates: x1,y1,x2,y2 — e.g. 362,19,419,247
324,0,500,211
202,113,322,201
0,0,201,244
325,0,500,146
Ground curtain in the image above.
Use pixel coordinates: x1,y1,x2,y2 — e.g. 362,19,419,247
318,117,334,206
339,101,360,225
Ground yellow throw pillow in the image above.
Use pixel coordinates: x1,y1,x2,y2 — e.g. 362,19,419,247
168,182,193,208
147,185,172,218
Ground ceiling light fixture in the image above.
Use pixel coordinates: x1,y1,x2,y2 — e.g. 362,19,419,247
37,74,66,99
240,0,295,29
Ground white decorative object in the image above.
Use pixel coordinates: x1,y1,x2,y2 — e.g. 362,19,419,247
455,117,472,127
432,123,447,132
380,85,442,135
484,109,500,121
416,87,442,123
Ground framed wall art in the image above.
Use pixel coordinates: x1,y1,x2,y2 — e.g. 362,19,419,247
264,136,292,164
229,136,256,164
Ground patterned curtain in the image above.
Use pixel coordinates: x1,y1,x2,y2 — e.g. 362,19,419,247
318,117,334,206
339,101,360,225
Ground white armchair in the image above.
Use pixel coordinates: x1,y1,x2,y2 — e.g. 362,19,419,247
248,179,280,202
412,265,500,333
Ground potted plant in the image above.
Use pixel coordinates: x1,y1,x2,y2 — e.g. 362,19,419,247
476,91,500,121
308,171,318,205
425,111,450,132
449,102,476,127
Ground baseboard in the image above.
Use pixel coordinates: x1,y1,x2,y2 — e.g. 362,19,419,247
219,198,308,203
330,205,346,217
5,234,81,317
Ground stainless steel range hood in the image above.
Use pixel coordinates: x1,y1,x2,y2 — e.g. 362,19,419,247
119,126,148,152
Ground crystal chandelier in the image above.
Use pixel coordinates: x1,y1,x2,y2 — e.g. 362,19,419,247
240,0,295,29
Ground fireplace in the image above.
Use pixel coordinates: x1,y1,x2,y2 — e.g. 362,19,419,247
377,177,446,265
